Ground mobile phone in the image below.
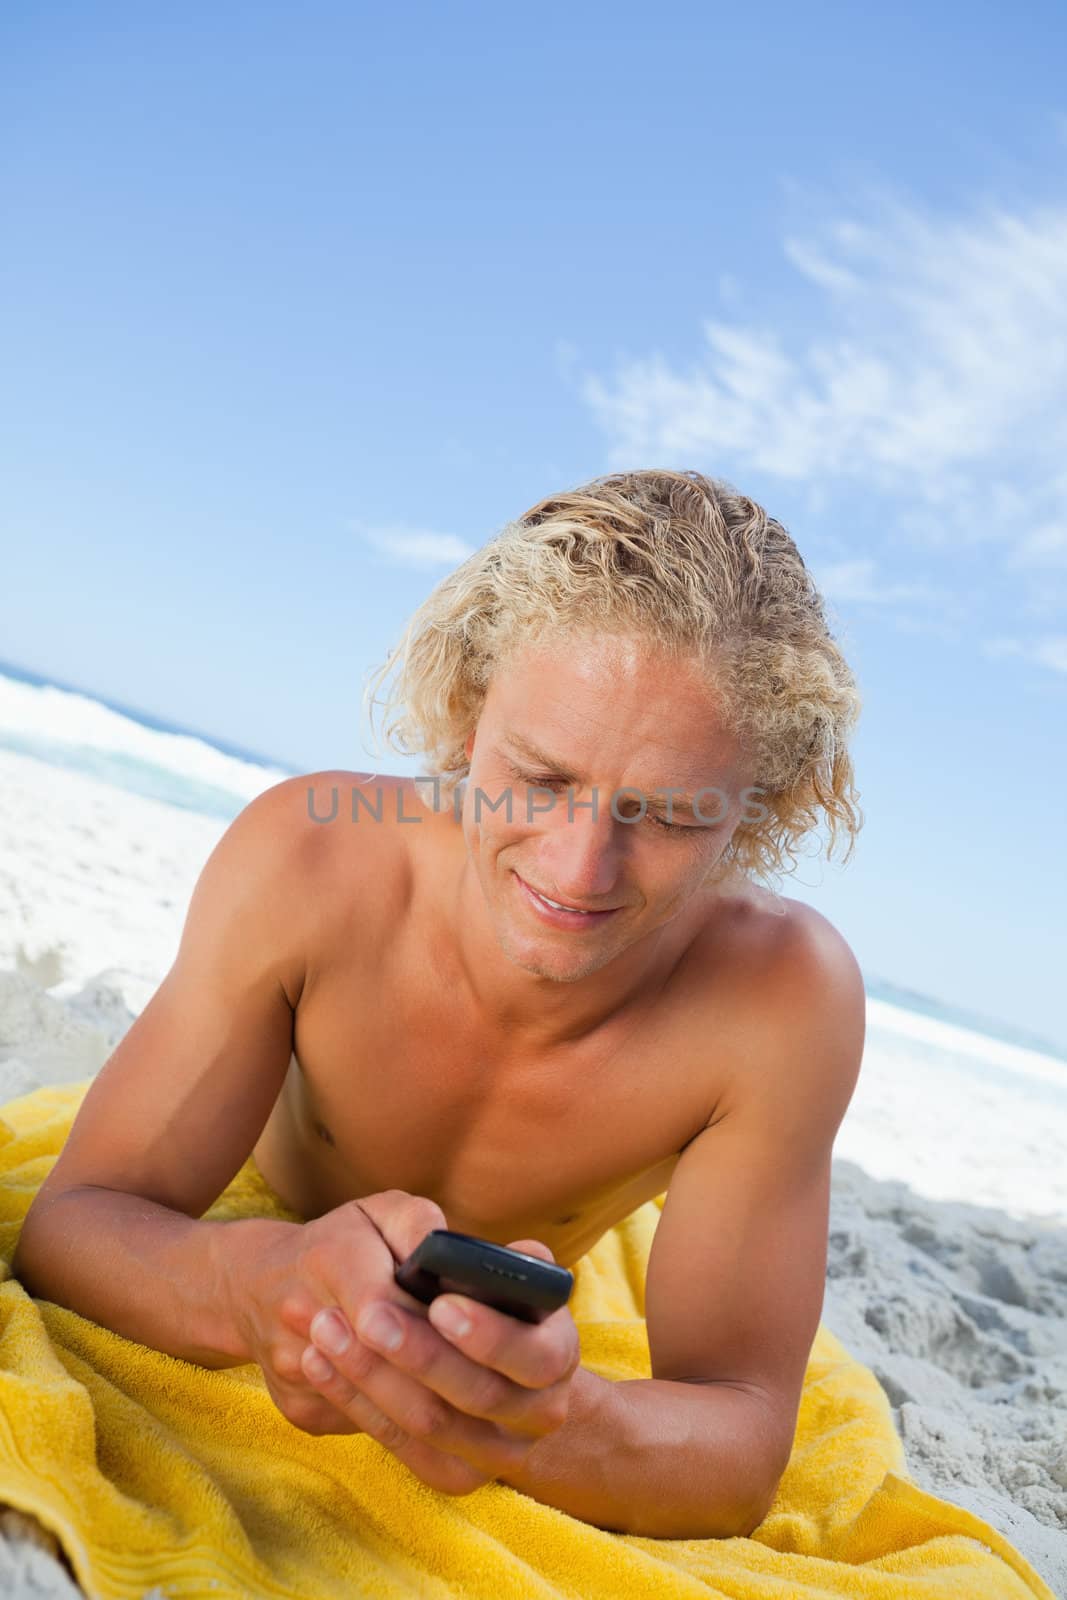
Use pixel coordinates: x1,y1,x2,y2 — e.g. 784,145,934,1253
394,1229,574,1324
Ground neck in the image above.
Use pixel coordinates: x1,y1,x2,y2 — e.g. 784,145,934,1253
446,850,704,1053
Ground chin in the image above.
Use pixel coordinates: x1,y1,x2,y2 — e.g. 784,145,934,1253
494,923,614,984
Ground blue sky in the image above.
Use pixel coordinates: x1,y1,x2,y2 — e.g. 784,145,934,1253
2,2,1066,1050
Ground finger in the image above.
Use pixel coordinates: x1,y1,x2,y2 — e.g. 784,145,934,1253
300,1340,488,1492
266,1336,364,1435
309,1278,572,1410
429,1291,580,1397
302,1326,533,1477
301,1340,413,1447
269,1362,363,1436
353,1190,449,1266
505,1237,556,1262
344,1377,495,1498
337,1294,570,1443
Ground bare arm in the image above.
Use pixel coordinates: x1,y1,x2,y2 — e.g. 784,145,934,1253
15,1191,292,1367
500,909,866,1537
496,1363,781,1538
12,777,312,1366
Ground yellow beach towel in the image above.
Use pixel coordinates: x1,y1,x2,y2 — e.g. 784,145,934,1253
0,1080,1055,1600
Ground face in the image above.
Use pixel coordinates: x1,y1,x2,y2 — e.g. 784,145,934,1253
459,629,758,983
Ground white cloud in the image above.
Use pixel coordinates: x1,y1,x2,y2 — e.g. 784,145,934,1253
576,190,1067,663
982,634,1067,673
1033,634,1067,673
781,238,862,295
584,197,1067,504
982,637,1028,660
813,556,947,606
358,524,478,569
1006,520,1067,568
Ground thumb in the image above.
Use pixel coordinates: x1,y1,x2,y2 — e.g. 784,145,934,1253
355,1190,449,1263
506,1237,556,1263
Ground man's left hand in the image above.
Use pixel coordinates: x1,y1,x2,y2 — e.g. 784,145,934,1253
299,1238,581,1495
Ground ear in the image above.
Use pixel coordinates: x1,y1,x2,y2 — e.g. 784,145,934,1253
464,728,476,762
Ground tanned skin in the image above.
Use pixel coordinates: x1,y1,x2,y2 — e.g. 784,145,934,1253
13,630,865,1528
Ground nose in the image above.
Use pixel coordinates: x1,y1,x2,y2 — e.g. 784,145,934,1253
536,791,624,907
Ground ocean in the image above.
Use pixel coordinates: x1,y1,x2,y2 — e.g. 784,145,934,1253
2,655,1065,1092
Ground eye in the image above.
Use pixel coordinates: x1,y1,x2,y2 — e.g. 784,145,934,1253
511,765,697,835
647,812,693,835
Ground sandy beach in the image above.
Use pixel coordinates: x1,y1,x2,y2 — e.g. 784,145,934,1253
0,743,1064,1597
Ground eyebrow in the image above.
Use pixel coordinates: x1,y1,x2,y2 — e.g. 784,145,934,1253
498,732,709,816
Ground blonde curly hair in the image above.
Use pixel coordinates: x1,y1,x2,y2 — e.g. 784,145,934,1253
363,468,864,890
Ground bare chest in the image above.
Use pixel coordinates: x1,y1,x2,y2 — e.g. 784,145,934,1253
251,962,719,1268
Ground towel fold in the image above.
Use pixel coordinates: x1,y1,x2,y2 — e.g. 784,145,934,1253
0,1080,1055,1599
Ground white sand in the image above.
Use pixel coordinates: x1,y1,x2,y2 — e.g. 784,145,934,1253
0,745,1064,1597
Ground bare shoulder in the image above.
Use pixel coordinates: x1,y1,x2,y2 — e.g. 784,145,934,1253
236,769,415,997
749,894,864,989
260,768,416,871
703,893,867,1132
715,891,864,1008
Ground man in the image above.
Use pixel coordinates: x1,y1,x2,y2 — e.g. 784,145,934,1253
13,469,866,1541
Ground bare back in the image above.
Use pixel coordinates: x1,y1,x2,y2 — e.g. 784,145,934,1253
251,772,796,1267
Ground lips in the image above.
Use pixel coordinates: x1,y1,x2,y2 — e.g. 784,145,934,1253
530,884,597,913
514,873,620,927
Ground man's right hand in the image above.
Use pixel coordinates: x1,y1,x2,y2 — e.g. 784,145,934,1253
235,1189,448,1436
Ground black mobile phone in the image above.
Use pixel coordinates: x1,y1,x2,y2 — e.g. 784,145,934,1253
394,1230,574,1324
